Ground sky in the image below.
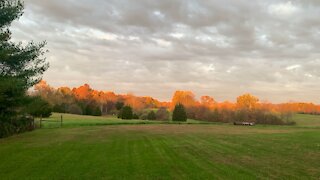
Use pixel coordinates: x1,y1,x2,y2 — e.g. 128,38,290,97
11,0,320,103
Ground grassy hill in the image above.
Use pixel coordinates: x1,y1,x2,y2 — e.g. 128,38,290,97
0,113,319,179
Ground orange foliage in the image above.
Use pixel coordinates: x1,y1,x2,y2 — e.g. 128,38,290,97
171,91,197,109
236,94,259,110
33,81,320,115
34,80,54,98
57,87,72,95
72,84,92,100
200,96,216,109
218,101,236,110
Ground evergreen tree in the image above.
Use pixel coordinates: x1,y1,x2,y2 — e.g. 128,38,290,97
172,104,187,122
121,106,133,119
0,0,48,137
25,96,52,118
0,0,48,87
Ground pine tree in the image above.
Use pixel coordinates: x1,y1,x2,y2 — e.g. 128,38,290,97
0,0,48,87
172,104,187,122
0,0,48,137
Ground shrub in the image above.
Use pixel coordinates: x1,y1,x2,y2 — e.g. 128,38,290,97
172,104,187,122
147,111,156,120
256,112,284,125
156,107,170,121
25,96,52,118
0,116,35,138
132,113,139,119
121,106,133,119
117,110,122,118
139,111,149,120
84,104,102,116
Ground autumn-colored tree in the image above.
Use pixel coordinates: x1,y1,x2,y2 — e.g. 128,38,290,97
278,103,294,121
124,94,145,111
31,81,320,123
34,80,54,99
236,94,259,110
156,107,170,121
171,91,197,109
72,84,92,100
218,101,235,110
144,96,159,108
200,96,216,109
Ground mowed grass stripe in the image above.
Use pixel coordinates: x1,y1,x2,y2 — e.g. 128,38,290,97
0,113,320,179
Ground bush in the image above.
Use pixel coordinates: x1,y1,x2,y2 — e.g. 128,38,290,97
84,104,102,116
139,111,149,120
147,111,156,120
132,113,139,119
0,116,35,138
155,107,170,121
121,106,133,119
0,122,13,138
172,104,187,122
25,96,52,118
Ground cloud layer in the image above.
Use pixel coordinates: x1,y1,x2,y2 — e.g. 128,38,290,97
11,0,320,102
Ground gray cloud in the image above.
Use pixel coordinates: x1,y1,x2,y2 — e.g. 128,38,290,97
11,0,320,103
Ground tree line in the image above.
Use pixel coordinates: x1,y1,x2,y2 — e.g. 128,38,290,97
1,0,319,138
33,82,320,125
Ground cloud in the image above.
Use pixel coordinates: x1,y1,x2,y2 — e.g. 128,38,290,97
268,1,299,17
10,0,320,103
286,64,301,71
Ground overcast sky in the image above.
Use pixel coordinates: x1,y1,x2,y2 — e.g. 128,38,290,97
11,0,320,102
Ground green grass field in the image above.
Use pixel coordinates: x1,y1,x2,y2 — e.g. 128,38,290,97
0,113,319,179
38,113,210,128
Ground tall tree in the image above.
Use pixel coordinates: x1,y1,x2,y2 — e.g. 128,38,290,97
0,0,48,120
236,94,259,110
1,0,48,87
171,91,197,109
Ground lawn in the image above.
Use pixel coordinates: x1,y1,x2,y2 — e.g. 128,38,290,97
38,113,211,128
0,114,319,179
292,113,320,127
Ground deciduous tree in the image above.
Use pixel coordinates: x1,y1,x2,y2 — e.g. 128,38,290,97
155,107,170,121
236,94,259,110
